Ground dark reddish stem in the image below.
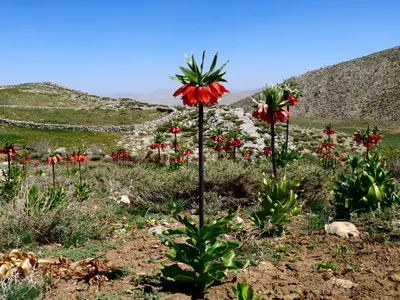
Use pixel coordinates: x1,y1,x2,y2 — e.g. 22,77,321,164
199,103,205,228
270,111,277,180
52,163,56,188
174,132,178,153
285,106,290,155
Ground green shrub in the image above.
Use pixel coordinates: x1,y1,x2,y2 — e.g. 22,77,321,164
0,165,23,203
251,177,302,236
25,185,67,216
0,276,44,300
231,280,262,300
160,210,248,293
73,182,91,202
275,144,302,167
333,154,400,219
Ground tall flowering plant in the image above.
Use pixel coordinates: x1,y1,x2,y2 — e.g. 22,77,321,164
0,139,17,182
169,120,182,153
227,128,242,162
46,149,63,188
72,149,87,185
252,85,289,179
211,126,226,160
172,51,229,227
316,124,344,168
281,82,302,155
17,150,30,172
151,132,168,166
353,125,382,157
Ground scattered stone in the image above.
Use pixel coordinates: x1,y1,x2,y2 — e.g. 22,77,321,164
234,216,244,224
117,195,130,205
325,222,360,238
389,274,400,283
148,226,164,235
329,277,357,289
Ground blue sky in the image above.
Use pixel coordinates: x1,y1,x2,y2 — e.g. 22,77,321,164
0,0,399,94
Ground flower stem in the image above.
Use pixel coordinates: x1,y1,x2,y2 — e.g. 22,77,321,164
285,106,290,155
158,147,161,167
79,160,82,185
7,152,11,182
52,163,55,188
174,132,177,153
198,102,205,228
270,112,277,180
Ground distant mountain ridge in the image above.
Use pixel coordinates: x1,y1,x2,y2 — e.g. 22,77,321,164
232,46,400,122
102,88,263,107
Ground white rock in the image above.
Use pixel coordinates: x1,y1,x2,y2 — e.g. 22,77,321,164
118,195,130,205
234,216,243,224
329,277,357,289
148,226,164,235
325,222,360,238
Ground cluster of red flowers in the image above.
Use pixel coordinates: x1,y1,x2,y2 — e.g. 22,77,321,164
46,154,63,165
72,153,87,163
110,150,137,163
169,125,182,134
150,143,168,150
181,149,194,156
354,132,382,148
173,82,229,107
18,155,30,165
170,156,185,164
284,94,299,106
228,138,241,147
171,143,181,149
323,127,336,135
144,151,168,163
211,135,226,143
241,149,254,164
316,125,346,167
0,146,17,161
241,149,253,158
263,147,272,156
319,142,334,149
252,104,290,124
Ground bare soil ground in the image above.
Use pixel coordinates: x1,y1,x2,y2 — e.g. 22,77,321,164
38,215,400,300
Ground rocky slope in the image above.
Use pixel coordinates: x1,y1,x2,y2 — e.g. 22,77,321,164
0,82,166,110
232,46,400,122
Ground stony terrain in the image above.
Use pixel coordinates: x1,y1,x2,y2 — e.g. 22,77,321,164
0,82,167,110
232,46,400,121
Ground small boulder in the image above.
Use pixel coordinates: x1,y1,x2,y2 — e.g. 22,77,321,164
325,222,360,238
148,226,164,235
117,195,130,205
389,274,400,283
329,277,357,289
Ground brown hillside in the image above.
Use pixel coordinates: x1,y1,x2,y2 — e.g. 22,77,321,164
232,46,400,122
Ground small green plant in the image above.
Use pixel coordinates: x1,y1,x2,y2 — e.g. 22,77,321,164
230,280,262,300
275,144,302,167
314,260,339,272
251,176,302,236
0,276,44,300
160,209,248,293
74,182,91,202
346,263,357,273
25,185,68,215
335,245,352,256
333,154,400,218
0,165,23,203
164,197,186,213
